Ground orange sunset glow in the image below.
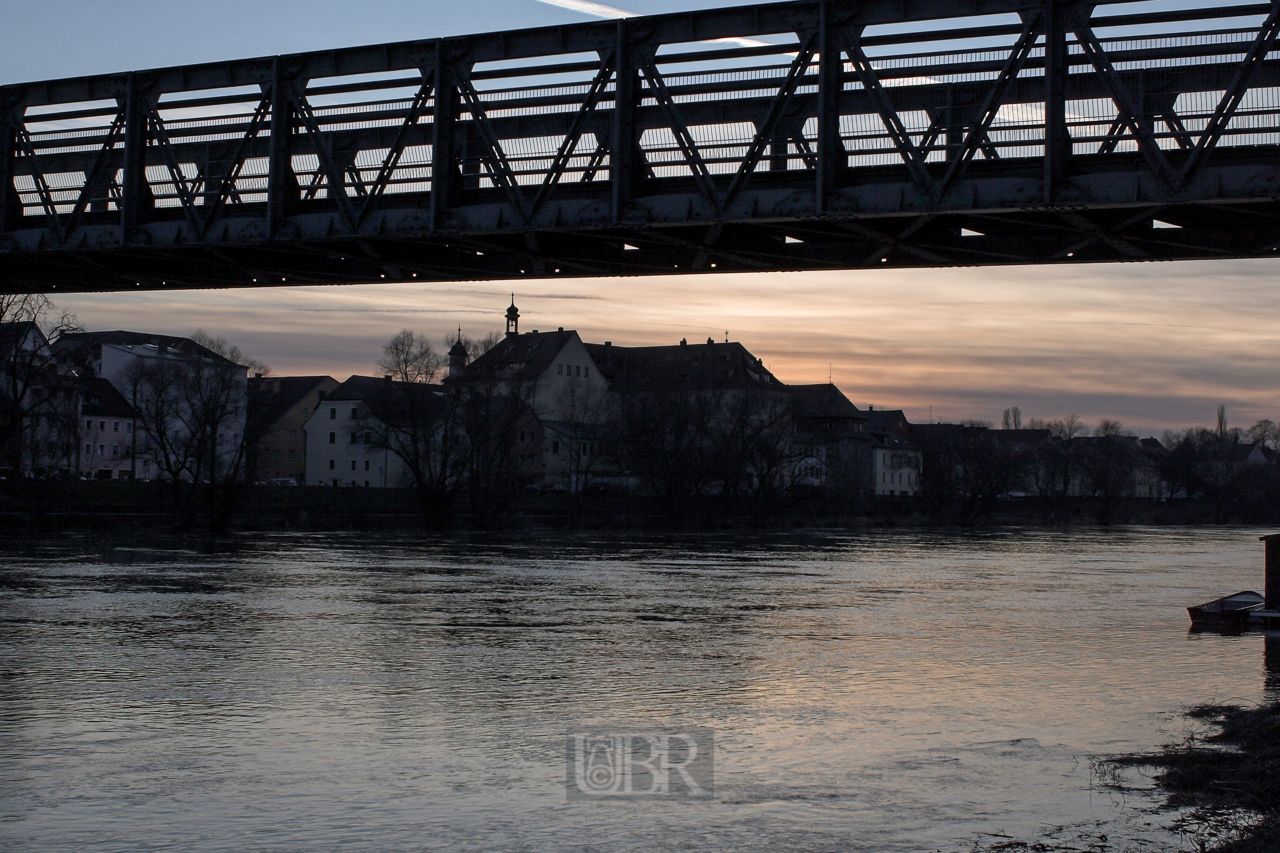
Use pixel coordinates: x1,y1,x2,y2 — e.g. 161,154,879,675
56,257,1280,436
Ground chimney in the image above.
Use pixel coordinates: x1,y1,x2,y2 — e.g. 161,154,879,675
680,339,687,347
1264,534,1280,611
604,341,612,365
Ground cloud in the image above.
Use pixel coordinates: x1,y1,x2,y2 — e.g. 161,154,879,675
54,260,1280,435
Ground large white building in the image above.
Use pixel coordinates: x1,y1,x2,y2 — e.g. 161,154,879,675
302,376,423,487
53,331,248,483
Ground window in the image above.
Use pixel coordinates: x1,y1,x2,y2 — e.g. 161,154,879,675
112,445,118,457
350,432,358,444
520,430,526,442
85,419,92,430
289,430,296,440
126,423,133,434
363,432,371,444
288,450,296,462
351,460,357,471
329,459,335,470
99,444,105,455
330,408,337,420
113,422,119,432
364,481,369,487
584,368,589,378
329,432,336,444
552,440,560,455
332,478,339,487
100,421,106,431
557,364,563,375
882,473,886,483
575,365,581,377
303,408,308,418
364,460,370,471
351,407,358,420
85,443,92,454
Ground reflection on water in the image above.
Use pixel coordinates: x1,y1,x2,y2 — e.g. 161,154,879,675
0,527,1272,852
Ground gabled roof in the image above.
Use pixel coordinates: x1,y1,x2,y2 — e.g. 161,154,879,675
80,376,137,418
789,384,865,420
249,375,335,429
53,330,238,366
322,375,448,429
583,339,777,389
867,408,910,436
463,330,578,383
0,322,48,358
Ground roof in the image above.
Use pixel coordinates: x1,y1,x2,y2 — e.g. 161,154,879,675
789,384,865,420
323,375,448,428
867,408,910,435
53,330,238,366
249,375,335,429
0,322,47,358
463,330,577,383
583,339,778,389
80,377,136,418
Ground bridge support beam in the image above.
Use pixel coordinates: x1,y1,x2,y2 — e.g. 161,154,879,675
120,75,154,240
430,44,460,232
267,60,300,237
816,1,847,213
611,20,641,223
1043,0,1073,202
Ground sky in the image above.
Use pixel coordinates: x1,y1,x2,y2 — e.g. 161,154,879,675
4,0,1277,436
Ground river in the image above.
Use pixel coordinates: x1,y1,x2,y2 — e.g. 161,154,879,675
0,527,1273,851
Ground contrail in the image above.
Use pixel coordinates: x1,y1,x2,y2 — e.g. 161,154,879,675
533,0,772,47
534,0,636,19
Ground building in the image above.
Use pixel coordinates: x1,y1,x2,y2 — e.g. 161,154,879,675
78,377,140,480
247,375,338,483
0,321,52,473
456,300,610,491
53,331,249,483
789,383,871,491
302,375,448,488
871,434,921,497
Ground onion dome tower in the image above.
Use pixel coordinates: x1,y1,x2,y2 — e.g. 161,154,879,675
505,295,520,338
448,328,468,379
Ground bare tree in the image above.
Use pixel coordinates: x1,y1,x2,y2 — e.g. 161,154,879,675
0,294,82,474
1083,421,1137,524
1246,419,1280,450
121,344,249,528
361,330,467,526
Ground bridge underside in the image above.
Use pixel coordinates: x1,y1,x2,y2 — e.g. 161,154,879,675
3,0,1280,293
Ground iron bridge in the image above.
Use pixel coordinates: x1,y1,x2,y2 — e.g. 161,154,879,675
4,0,1280,293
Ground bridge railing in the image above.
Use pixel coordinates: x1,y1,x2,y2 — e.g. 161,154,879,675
2,0,1280,290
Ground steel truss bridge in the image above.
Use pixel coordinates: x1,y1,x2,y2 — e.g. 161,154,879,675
3,0,1280,293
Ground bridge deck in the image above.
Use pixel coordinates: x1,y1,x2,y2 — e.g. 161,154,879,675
2,0,1280,293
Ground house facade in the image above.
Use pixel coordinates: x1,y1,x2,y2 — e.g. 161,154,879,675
247,375,338,484
53,331,249,483
302,376,425,487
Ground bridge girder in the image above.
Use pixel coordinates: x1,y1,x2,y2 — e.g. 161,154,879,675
3,0,1280,293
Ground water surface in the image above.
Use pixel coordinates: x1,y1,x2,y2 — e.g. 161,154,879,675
0,527,1273,851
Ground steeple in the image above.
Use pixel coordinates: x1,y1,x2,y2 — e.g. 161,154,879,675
448,326,468,379
505,295,520,338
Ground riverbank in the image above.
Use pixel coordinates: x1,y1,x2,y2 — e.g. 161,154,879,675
0,480,1274,533
1112,700,1280,853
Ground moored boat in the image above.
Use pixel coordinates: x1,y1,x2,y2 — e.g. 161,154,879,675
1188,590,1264,628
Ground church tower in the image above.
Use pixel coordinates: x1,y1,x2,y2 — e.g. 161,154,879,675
448,328,468,379
505,295,520,338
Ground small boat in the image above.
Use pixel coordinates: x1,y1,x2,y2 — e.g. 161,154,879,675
1188,590,1265,628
